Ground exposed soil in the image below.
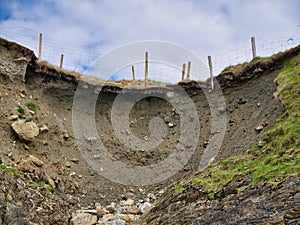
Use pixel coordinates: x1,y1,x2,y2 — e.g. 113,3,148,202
0,37,299,224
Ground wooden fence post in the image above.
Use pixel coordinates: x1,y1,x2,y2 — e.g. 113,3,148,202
181,63,186,81
38,33,42,61
131,65,135,81
251,36,257,59
60,54,64,68
208,56,214,90
187,61,191,80
145,51,148,86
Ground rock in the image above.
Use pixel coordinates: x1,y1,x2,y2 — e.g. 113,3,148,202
29,155,44,167
128,208,142,215
106,202,116,213
140,202,152,214
76,209,98,215
47,176,56,188
147,193,156,200
203,140,209,148
121,215,133,223
158,189,165,195
70,158,79,164
95,202,102,210
63,130,69,139
217,106,226,113
71,212,97,225
17,159,34,173
163,116,171,123
123,198,135,206
237,98,247,105
168,122,176,128
100,213,116,222
24,144,30,150
13,57,28,63
8,115,18,121
11,120,39,142
67,194,78,205
70,172,77,177
255,123,267,132
254,67,264,74
285,206,300,219
39,125,49,133
258,140,266,147
101,219,126,225
65,161,71,168
86,137,97,142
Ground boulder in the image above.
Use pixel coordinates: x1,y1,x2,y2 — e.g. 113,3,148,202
71,212,97,225
11,120,39,142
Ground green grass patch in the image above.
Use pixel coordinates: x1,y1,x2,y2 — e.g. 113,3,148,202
27,181,55,193
175,185,185,193
17,106,25,115
25,102,37,111
0,165,19,177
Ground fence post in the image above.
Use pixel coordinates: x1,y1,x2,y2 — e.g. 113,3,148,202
38,33,42,61
60,54,64,68
181,63,186,81
131,65,135,81
145,51,148,86
187,61,191,80
251,36,257,59
208,56,214,90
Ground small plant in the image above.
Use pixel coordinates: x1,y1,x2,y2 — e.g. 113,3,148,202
25,102,37,111
17,106,25,115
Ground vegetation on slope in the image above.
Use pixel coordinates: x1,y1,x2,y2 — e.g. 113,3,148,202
176,52,300,198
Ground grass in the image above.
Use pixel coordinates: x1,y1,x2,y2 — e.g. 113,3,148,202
38,60,171,87
0,164,20,177
17,106,25,115
25,102,37,111
175,52,300,198
27,180,55,193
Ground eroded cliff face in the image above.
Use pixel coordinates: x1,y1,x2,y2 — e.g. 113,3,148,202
0,36,299,224
0,38,36,83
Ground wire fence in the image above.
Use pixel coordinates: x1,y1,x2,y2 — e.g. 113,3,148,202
0,27,299,83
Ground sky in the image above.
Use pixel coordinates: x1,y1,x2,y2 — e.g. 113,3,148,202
0,0,299,81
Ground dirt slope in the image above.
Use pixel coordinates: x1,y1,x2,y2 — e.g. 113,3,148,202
0,37,299,224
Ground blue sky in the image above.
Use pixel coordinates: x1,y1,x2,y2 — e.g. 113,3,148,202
0,0,299,81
